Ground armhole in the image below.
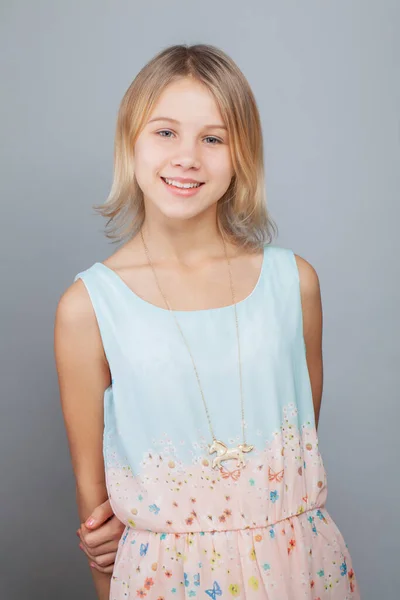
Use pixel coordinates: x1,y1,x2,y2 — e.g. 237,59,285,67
286,249,307,352
286,249,317,426
73,269,113,369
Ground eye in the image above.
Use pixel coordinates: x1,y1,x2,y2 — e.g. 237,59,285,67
156,129,174,138
156,130,223,145
204,136,222,145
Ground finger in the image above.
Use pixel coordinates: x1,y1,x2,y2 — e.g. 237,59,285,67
79,540,117,569
80,540,116,573
88,551,117,572
80,537,120,556
79,525,113,550
90,561,115,574
92,551,117,568
79,532,119,560
85,498,114,529
79,540,95,561
79,523,103,545
80,516,124,550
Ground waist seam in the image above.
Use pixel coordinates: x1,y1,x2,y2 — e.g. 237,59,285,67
126,504,325,535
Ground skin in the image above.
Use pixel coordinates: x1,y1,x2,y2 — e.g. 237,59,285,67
56,76,323,578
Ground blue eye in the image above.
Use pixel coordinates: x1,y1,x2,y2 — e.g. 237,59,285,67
157,130,174,138
156,130,222,144
204,136,222,145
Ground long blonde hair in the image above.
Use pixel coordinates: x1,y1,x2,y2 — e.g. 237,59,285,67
93,44,278,250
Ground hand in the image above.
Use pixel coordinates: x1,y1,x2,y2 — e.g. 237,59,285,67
77,499,125,573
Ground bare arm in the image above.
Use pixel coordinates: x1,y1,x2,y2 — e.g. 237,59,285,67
295,254,324,429
54,278,113,600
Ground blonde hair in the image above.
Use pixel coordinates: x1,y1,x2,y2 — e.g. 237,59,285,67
93,44,278,250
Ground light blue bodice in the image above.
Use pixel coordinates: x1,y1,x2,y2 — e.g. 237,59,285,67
73,244,315,472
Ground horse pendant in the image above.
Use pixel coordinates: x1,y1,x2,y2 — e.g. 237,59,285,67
208,439,254,470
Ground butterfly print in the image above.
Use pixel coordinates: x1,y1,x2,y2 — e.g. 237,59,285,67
220,467,241,481
184,572,200,588
268,466,284,482
205,580,222,599
140,543,148,556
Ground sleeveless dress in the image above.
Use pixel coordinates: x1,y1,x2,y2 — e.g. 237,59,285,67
73,244,360,600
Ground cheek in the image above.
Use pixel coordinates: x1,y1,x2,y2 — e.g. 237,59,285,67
206,149,233,177
210,162,234,187
135,142,164,176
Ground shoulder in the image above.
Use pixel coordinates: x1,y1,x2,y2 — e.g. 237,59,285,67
265,244,320,294
266,244,321,305
293,253,321,300
55,276,98,336
292,252,323,333
54,275,109,369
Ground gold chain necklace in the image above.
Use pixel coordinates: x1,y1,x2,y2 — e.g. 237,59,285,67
140,228,254,471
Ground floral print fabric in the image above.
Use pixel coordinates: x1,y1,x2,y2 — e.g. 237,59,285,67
106,405,360,599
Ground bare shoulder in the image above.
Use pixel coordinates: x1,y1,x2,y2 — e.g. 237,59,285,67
292,252,323,346
54,278,108,369
292,252,323,349
293,253,321,299
55,278,98,338
56,278,91,320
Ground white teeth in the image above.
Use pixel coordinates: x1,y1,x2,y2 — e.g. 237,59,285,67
163,177,202,189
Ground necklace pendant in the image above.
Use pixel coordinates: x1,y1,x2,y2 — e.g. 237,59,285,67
208,439,254,471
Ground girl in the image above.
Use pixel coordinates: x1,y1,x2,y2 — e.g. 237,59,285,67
55,44,360,599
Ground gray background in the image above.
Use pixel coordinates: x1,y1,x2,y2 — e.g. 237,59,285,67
1,1,398,598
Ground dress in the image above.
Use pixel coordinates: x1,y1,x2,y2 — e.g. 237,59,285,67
73,244,360,600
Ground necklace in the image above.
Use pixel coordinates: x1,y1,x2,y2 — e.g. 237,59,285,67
140,228,254,471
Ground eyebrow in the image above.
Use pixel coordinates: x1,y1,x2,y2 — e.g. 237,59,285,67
147,117,227,131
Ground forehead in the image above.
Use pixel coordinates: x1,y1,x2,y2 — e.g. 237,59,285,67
148,78,225,127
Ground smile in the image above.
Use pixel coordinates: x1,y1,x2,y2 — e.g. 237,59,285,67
160,177,205,197
161,177,204,189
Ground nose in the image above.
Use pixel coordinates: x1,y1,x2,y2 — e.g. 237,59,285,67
170,138,201,170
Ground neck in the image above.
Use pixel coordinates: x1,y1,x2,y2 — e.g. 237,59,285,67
139,210,234,266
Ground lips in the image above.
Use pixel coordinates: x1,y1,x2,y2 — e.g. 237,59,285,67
161,177,205,187
160,176,205,197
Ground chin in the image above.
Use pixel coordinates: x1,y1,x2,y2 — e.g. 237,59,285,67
148,197,213,222
159,205,206,222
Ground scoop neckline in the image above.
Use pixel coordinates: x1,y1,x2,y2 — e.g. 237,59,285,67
95,244,268,315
